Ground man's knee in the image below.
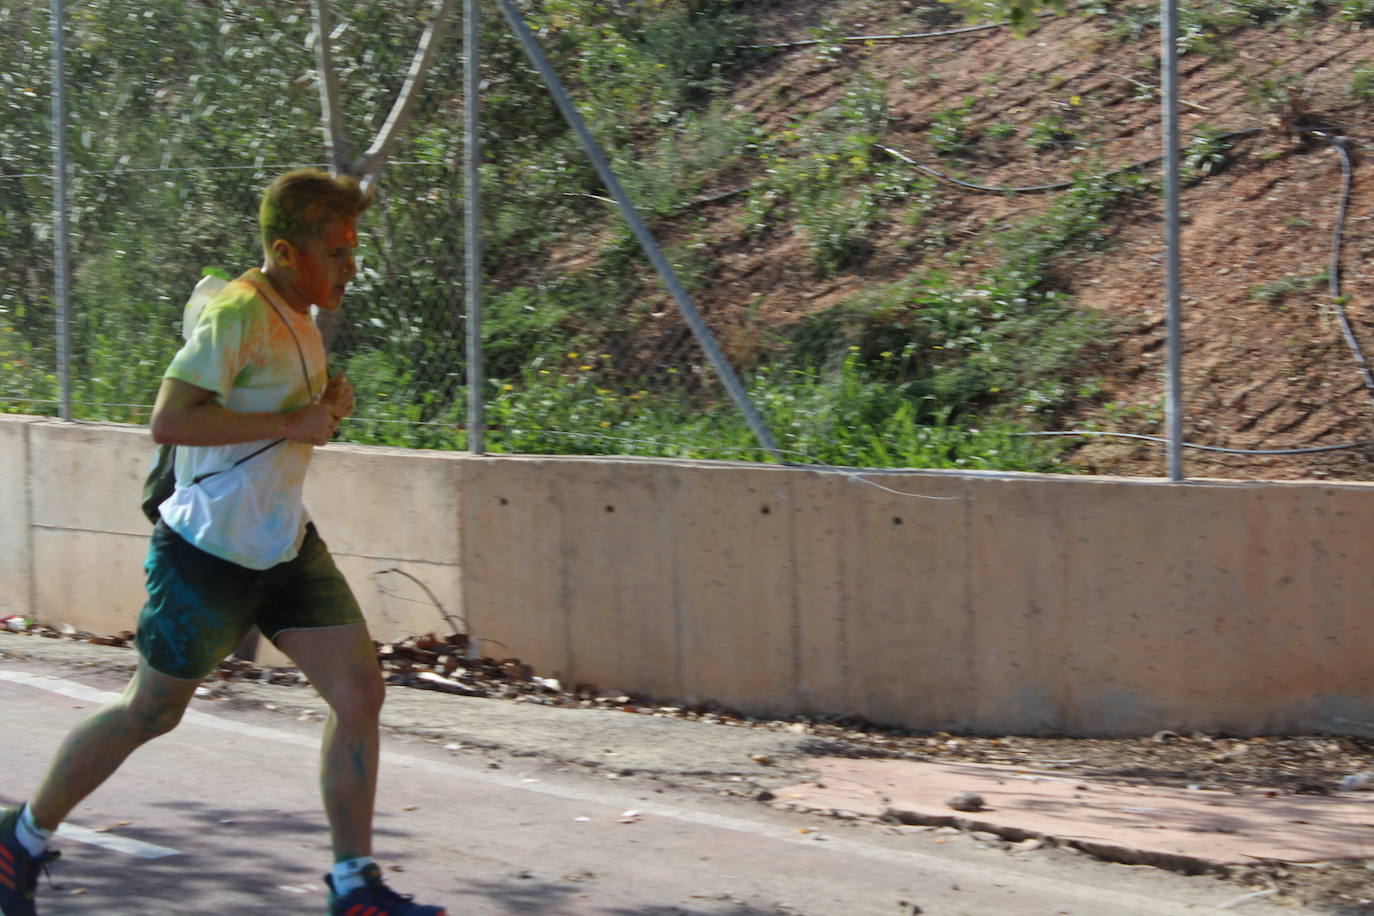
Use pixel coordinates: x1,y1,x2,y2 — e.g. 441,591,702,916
120,694,188,740
327,669,385,725
119,664,198,740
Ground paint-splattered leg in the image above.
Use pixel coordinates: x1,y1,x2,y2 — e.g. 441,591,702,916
316,706,380,861
27,660,200,831
276,624,384,861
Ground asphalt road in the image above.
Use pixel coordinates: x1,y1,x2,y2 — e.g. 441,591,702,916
0,662,1295,915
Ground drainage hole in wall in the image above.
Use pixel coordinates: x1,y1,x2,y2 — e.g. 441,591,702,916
605,505,615,513
761,505,771,515
893,516,903,526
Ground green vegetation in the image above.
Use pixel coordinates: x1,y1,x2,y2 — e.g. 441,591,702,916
741,72,909,276
1352,61,1374,100
1250,270,1330,306
1027,113,1074,151
986,121,1018,141
7,0,1367,472
1182,127,1236,180
1339,0,1374,26
773,168,1142,468
928,98,976,156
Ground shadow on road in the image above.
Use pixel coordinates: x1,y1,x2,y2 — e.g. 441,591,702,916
455,876,808,915
28,799,813,915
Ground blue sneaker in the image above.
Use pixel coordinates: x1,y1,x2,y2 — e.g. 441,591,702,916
325,863,447,915
0,807,60,916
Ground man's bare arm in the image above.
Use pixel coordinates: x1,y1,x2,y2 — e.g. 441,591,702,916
150,377,335,447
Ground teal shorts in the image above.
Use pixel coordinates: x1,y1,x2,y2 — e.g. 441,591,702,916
136,521,364,680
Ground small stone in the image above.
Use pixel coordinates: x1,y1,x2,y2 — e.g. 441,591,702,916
947,792,986,812
1339,771,1374,791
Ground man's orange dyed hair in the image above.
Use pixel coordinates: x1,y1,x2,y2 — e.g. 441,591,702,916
260,169,370,254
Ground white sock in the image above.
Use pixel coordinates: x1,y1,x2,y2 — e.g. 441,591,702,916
15,804,53,858
330,856,377,896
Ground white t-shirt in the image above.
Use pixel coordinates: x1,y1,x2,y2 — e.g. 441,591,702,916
156,269,327,570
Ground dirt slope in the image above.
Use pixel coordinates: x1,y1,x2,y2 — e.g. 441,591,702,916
664,2,1374,479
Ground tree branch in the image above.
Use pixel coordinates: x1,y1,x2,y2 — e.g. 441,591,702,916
311,0,354,174
355,0,456,186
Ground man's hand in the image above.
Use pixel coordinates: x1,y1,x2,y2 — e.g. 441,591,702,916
283,403,336,446
152,376,349,448
322,372,355,437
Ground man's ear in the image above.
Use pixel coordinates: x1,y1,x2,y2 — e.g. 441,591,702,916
270,237,298,268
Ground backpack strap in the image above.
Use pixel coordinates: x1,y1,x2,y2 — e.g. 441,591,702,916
183,290,318,484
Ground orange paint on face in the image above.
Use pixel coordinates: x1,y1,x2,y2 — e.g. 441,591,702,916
299,218,358,312
272,218,358,314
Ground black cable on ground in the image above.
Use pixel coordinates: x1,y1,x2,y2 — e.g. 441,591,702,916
683,125,1268,209
994,127,1373,462
875,128,1266,194
746,20,1008,49
1313,132,1374,406
744,4,1096,50
1017,430,1374,456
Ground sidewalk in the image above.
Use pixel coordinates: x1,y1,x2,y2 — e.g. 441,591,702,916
773,757,1374,872
4,630,1371,911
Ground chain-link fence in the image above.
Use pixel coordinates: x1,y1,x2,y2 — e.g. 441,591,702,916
12,1,1372,477
1,0,795,466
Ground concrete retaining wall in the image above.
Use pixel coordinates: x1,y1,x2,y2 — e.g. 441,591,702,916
3,413,1372,736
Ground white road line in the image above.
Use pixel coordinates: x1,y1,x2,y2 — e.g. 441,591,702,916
0,669,1232,914
54,823,180,859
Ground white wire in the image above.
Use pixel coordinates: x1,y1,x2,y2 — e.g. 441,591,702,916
497,428,962,501
0,160,447,181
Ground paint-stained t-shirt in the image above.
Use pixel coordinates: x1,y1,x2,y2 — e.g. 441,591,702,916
156,268,326,570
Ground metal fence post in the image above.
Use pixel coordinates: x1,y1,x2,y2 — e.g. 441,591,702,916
493,0,785,464
51,0,72,421
1161,0,1184,481
465,0,484,454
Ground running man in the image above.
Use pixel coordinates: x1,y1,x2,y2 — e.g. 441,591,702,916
1,169,447,916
